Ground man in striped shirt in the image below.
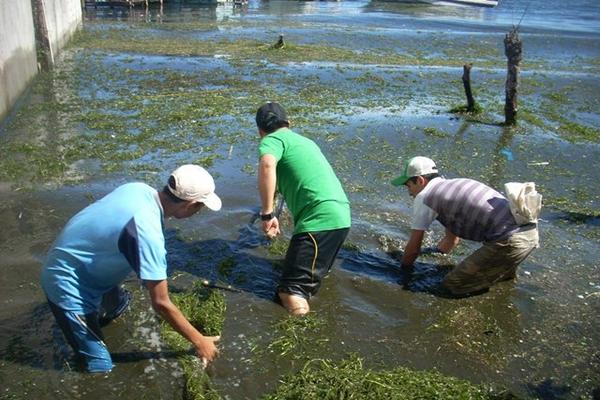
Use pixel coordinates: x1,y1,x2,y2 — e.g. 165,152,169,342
392,156,539,297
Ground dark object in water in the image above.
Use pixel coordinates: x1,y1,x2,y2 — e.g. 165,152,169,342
504,27,522,125
272,34,285,49
462,63,478,113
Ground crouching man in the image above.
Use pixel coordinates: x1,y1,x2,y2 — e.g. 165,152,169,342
41,165,222,372
391,156,539,297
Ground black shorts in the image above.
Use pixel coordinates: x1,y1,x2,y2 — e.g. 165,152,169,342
277,227,349,300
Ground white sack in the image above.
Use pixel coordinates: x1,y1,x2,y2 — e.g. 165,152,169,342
504,182,542,225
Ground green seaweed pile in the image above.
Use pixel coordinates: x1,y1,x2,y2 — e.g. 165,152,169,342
160,282,225,400
70,27,480,68
263,355,515,400
263,314,328,359
268,235,290,257
161,302,515,399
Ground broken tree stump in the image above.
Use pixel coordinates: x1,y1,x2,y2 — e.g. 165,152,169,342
504,27,522,125
462,63,476,112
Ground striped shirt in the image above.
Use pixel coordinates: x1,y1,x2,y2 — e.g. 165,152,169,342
412,178,519,242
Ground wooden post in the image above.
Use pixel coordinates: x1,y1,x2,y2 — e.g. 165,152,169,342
31,0,54,70
504,28,522,125
462,63,476,112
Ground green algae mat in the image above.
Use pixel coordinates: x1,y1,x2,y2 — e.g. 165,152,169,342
263,356,515,400
162,285,514,400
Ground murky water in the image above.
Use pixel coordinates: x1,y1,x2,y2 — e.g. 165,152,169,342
1,0,599,399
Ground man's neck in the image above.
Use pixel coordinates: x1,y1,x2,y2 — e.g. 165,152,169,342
157,191,173,218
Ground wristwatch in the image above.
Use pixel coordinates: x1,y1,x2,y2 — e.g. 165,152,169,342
260,212,274,221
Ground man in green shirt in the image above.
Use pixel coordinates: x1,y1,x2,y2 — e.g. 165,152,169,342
255,102,351,315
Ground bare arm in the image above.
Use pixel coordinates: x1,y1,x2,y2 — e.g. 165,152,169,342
437,229,460,253
145,280,219,366
258,154,277,213
258,154,280,237
401,229,425,268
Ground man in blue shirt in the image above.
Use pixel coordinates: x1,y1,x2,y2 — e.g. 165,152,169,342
41,165,222,372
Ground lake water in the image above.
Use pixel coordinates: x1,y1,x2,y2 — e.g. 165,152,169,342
0,0,599,399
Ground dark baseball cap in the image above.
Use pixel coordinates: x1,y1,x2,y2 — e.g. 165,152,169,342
255,102,289,133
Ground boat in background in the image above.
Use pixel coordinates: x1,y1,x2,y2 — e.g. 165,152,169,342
423,0,498,7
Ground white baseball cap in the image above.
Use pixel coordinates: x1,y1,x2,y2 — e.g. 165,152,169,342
167,164,222,211
391,156,438,186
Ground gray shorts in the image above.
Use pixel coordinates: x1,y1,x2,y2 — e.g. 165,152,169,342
441,225,539,296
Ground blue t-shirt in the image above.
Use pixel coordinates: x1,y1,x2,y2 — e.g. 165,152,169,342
41,183,167,314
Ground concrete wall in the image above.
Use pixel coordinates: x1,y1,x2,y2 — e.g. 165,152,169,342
0,0,39,122
0,0,82,122
43,0,83,64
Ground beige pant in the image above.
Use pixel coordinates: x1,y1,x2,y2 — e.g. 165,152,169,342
442,227,539,296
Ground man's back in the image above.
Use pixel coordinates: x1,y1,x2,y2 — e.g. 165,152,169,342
41,182,165,313
421,178,519,242
259,128,350,234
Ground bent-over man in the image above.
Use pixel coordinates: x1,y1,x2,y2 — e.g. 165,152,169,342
255,102,351,315
41,165,222,372
391,156,539,297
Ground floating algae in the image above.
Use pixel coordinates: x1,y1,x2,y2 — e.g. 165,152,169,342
261,355,516,400
251,315,517,399
69,26,481,68
429,305,509,371
160,282,225,400
267,235,289,257
217,256,236,278
263,314,328,359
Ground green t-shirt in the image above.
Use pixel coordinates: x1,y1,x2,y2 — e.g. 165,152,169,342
259,128,351,234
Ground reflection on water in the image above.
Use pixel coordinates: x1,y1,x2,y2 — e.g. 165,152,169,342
366,0,600,33
85,0,250,22
83,0,600,34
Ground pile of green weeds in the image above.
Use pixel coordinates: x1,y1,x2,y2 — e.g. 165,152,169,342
263,355,516,400
160,281,225,400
